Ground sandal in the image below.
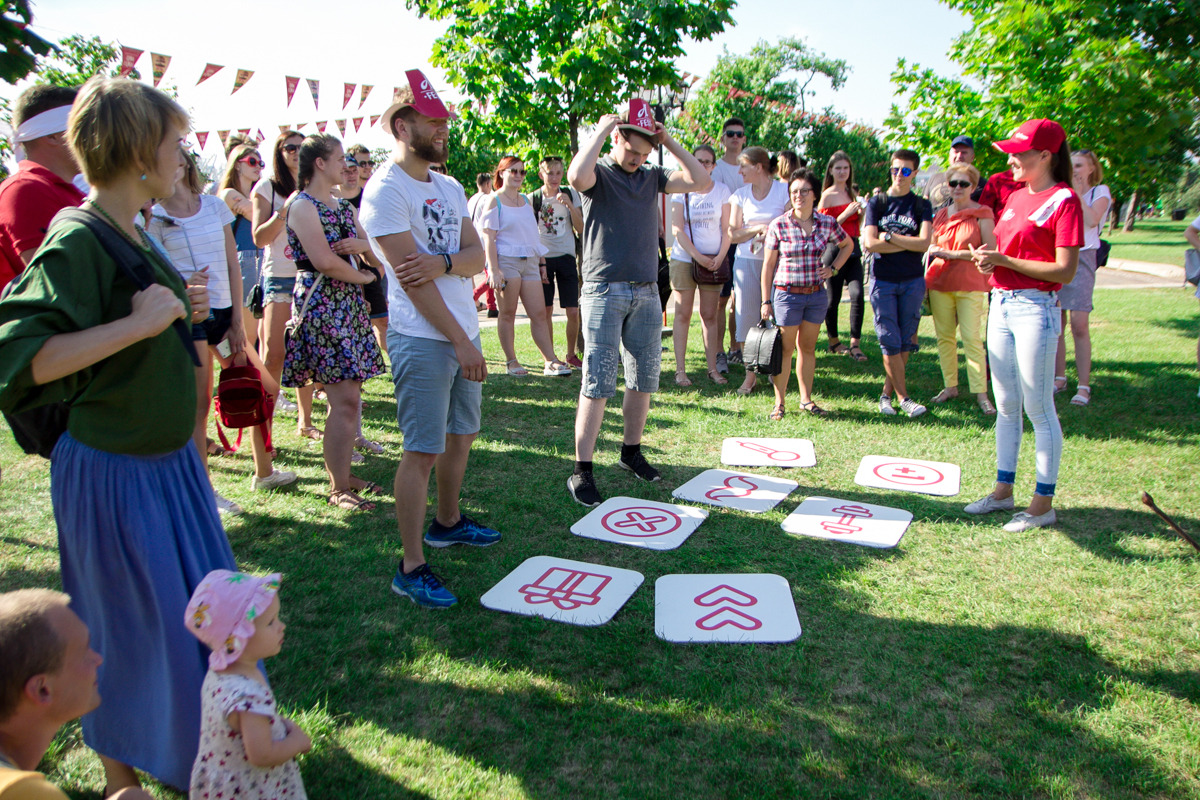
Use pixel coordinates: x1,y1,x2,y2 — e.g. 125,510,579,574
350,478,385,496
675,371,692,387
828,341,850,356
506,359,529,376
799,400,828,417
931,387,958,404
328,490,375,511
768,404,785,421
1053,376,1067,394
355,436,384,454
977,395,996,415
298,426,323,441
707,369,728,385
1070,386,1090,406
206,438,227,457
849,345,867,362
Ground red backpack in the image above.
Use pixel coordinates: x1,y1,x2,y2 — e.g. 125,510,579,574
213,356,274,453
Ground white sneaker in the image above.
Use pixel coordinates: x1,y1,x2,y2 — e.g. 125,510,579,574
899,397,927,418
1003,509,1056,532
963,495,1016,515
214,491,243,516
275,394,297,414
251,469,297,491
878,395,897,415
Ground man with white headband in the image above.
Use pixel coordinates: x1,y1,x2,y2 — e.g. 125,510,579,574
0,86,84,293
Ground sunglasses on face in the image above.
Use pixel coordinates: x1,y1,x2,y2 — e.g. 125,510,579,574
238,156,265,168
357,160,374,168
282,144,301,154
891,166,914,177
947,179,972,189
506,168,526,175
724,130,745,138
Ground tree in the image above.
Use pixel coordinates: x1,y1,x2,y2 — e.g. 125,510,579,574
404,0,735,156
802,114,892,195
887,0,1200,230
0,0,54,83
670,37,849,153
37,34,138,86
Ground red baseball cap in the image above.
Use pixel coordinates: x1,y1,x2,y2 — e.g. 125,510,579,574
992,119,1066,154
617,98,657,136
381,69,455,136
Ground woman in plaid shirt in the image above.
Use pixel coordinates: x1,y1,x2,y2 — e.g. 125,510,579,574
760,169,851,419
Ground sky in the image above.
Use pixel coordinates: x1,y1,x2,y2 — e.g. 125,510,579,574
12,0,972,160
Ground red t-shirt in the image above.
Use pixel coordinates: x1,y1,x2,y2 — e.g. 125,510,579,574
978,170,1023,218
991,182,1083,292
0,161,85,292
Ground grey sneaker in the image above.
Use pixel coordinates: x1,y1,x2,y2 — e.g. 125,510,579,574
727,349,743,366
878,395,897,415
1003,509,1057,532
715,351,729,374
963,495,1016,515
899,397,927,418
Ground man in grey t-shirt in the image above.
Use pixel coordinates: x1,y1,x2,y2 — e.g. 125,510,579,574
564,101,710,507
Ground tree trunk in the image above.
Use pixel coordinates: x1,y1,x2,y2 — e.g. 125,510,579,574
569,112,579,157
1123,189,1139,232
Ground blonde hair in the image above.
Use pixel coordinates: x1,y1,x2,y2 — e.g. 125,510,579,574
945,163,981,187
1072,149,1103,186
0,589,71,721
68,77,189,189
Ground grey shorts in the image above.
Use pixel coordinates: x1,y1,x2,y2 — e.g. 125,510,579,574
1058,248,1097,312
497,254,541,282
579,281,661,399
387,331,483,454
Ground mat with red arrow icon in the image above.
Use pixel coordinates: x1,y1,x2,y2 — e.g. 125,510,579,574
654,574,801,643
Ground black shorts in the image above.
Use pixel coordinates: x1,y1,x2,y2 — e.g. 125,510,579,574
541,254,579,309
720,250,735,298
362,266,388,318
192,306,233,345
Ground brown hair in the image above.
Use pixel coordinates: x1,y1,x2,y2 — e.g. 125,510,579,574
220,144,260,195
270,129,302,197
738,146,776,176
492,155,523,191
297,134,342,191
180,150,205,196
0,589,71,721
822,150,855,192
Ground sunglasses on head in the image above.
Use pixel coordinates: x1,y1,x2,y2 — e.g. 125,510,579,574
724,130,745,138
238,156,265,168
344,156,359,167
947,179,972,189
890,166,914,177
282,143,301,154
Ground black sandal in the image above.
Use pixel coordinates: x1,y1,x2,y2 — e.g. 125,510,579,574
768,404,785,421
849,345,867,362
828,341,850,356
799,400,828,417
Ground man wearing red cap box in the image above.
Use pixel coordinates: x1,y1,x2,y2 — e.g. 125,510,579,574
565,100,711,507
360,70,500,609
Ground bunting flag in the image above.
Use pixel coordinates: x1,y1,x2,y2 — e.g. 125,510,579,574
232,69,254,94
315,121,327,133
238,128,251,136
342,83,355,109
285,76,300,107
335,119,346,136
296,123,306,130
278,125,290,135
197,63,223,85
118,46,142,77
195,131,209,150
369,114,379,127
358,85,372,108
217,129,230,149
150,53,170,87
306,79,320,109
352,117,363,132
256,129,265,142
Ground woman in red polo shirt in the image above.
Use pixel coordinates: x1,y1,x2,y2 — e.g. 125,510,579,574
965,119,1083,532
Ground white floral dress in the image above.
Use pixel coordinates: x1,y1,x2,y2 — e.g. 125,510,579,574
189,670,307,799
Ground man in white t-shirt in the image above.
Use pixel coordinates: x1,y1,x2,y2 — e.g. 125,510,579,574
711,117,747,369
360,70,498,610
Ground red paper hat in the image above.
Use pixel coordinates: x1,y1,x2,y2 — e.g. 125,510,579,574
381,69,454,136
617,98,656,136
992,119,1066,154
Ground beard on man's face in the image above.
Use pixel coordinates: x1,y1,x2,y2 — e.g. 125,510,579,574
410,129,449,164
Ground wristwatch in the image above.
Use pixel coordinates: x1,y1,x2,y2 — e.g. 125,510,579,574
882,231,893,243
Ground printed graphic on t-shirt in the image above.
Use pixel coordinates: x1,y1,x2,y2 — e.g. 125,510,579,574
539,200,564,235
876,209,918,235
422,197,459,254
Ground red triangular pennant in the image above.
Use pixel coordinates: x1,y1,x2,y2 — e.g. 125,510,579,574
238,128,251,136
195,131,209,150
369,115,380,127
342,83,355,110
352,117,363,132
256,129,265,142
232,69,254,94
198,63,223,85
285,76,299,107
315,121,327,133
306,79,320,109
358,85,373,108
118,46,142,77
335,119,346,136
217,129,230,148
150,53,170,86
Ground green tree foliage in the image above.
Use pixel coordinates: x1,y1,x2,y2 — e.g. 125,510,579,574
887,0,1200,228
803,113,892,195
670,37,849,153
37,34,137,86
0,0,54,83
404,0,735,156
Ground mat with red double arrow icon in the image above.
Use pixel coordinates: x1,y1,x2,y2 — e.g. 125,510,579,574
654,574,801,644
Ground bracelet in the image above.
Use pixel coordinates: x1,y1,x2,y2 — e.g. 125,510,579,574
442,253,453,273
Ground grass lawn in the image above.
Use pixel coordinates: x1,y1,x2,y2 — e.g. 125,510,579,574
3,286,1199,799
1106,216,1194,267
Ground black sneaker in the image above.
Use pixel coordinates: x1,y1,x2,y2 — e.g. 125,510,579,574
617,450,661,483
568,472,603,507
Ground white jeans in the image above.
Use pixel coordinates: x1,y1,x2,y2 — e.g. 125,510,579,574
988,289,1063,495
733,256,763,344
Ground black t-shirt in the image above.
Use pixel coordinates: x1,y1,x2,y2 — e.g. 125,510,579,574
864,192,933,282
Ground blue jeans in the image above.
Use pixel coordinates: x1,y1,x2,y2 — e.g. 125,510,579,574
579,281,661,399
869,276,924,355
988,289,1063,495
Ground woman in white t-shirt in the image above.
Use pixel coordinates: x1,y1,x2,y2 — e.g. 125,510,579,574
252,130,319,438
480,155,570,376
727,146,790,394
1054,149,1111,407
148,155,296,516
668,144,732,385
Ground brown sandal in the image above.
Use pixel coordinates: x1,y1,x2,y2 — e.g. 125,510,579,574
768,404,785,421
328,490,375,511
707,369,728,385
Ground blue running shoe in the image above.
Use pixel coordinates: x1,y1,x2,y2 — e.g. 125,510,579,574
391,563,457,609
423,514,502,548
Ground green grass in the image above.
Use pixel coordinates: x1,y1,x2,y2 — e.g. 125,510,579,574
1106,217,1193,267
3,287,1200,799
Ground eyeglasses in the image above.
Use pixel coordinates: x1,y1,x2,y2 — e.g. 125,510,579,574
890,166,914,177
697,159,714,166
282,144,301,154
724,131,745,138
947,179,972,189
238,156,265,168
506,168,526,175
790,186,814,195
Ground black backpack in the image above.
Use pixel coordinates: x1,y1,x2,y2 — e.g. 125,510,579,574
3,207,200,458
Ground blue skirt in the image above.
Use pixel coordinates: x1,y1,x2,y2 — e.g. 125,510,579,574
51,433,237,791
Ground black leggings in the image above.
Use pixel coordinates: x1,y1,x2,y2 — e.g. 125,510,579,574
824,251,864,341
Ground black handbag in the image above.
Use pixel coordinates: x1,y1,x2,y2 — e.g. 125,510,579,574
743,318,783,376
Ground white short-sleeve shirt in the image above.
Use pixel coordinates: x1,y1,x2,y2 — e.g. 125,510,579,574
730,181,790,261
146,194,236,308
670,182,731,261
251,177,297,279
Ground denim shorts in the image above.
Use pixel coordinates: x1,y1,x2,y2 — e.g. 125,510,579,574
264,275,296,305
869,276,925,355
387,331,483,454
579,281,661,399
772,287,828,326
237,249,262,307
